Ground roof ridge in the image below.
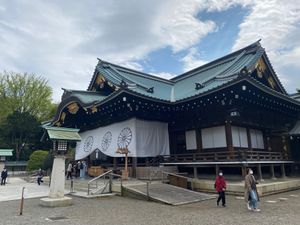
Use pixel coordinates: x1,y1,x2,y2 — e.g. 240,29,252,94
171,40,261,82
99,60,174,84
62,88,102,95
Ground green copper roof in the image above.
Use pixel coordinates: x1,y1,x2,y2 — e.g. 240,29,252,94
62,41,288,106
0,149,13,156
44,126,81,141
62,89,108,105
87,41,270,102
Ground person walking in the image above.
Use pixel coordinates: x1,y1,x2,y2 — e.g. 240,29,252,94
215,170,226,207
66,162,73,179
245,168,260,212
1,168,8,185
37,168,44,185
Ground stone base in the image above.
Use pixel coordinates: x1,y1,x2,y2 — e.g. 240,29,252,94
40,196,73,207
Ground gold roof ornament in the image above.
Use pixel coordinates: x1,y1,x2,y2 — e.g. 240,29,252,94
268,76,276,89
255,57,266,78
95,74,106,89
91,105,98,113
60,112,66,123
67,103,79,114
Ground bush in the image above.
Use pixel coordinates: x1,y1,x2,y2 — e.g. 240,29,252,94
27,150,49,171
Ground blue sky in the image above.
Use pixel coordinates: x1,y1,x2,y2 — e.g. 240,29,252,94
0,0,300,102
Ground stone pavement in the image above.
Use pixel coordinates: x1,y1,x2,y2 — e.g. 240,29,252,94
0,177,49,202
0,177,300,225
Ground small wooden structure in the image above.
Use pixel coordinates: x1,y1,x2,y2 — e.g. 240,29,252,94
0,149,13,171
116,147,130,179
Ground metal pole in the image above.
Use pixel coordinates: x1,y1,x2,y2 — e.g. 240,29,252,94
109,173,112,193
70,178,74,193
19,187,25,216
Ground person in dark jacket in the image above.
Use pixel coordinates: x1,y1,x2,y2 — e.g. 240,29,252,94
37,168,44,185
215,170,226,207
1,168,8,185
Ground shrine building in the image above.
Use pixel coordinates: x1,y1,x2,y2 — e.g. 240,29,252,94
52,41,300,179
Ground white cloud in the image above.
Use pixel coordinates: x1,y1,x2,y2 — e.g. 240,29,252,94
181,48,208,72
150,72,176,80
0,0,219,101
232,0,300,93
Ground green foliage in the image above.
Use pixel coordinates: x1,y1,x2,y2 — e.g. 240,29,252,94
0,71,54,122
27,150,49,171
0,111,42,160
43,153,54,171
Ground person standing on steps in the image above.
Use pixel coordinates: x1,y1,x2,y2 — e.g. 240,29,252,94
215,170,226,207
245,168,260,212
1,168,8,185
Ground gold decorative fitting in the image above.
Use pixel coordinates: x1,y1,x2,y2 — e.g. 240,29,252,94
91,106,98,113
255,58,266,78
68,103,79,114
96,74,105,84
60,112,66,122
268,76,276,89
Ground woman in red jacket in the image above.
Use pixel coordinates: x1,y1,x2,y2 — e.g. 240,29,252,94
215,170,226,207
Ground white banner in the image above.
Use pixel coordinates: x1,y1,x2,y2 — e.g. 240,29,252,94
75,118,169,160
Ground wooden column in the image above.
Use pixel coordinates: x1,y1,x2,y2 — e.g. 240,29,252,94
270,164,276,179
132,157,137,178
225,121,234,154
113,157,117,171
215,164,219,177
193,166,198,179
196,129,202,152
257,164,263,181
281,164,286,178
246,128,252,151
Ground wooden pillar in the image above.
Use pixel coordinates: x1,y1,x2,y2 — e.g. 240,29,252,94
246,128,252,151
281,164,286,178
270,164,276,179
241,165,247,178
145,157,149,167
225,121,234,153
196,129,202,152
193,166,198,179
113,157,117,171
257,164,263,181
132,157,137,178
215,164,219,177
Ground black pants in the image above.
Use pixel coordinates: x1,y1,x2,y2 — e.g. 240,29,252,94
1,178,6,185
37,177,43,185
217,191,226,206
66,171,72,179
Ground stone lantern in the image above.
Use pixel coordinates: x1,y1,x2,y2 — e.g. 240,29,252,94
40,126,81,207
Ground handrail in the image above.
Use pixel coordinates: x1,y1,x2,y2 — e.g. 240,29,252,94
88,170,112,185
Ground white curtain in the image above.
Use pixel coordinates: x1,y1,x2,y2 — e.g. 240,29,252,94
250,129,264,149
232,126,248,148
201,126,226,149
75,118,170,160
185,130,197,150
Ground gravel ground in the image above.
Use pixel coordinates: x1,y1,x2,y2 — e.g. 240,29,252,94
1,189,300,225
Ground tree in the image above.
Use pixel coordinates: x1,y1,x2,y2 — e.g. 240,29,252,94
27,150,49,171
0,71,54,122
0,111,41,161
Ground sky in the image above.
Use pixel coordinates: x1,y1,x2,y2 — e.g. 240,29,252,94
0,0,300,102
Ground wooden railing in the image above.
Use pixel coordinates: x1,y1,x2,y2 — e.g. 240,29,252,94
163,150,286,163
